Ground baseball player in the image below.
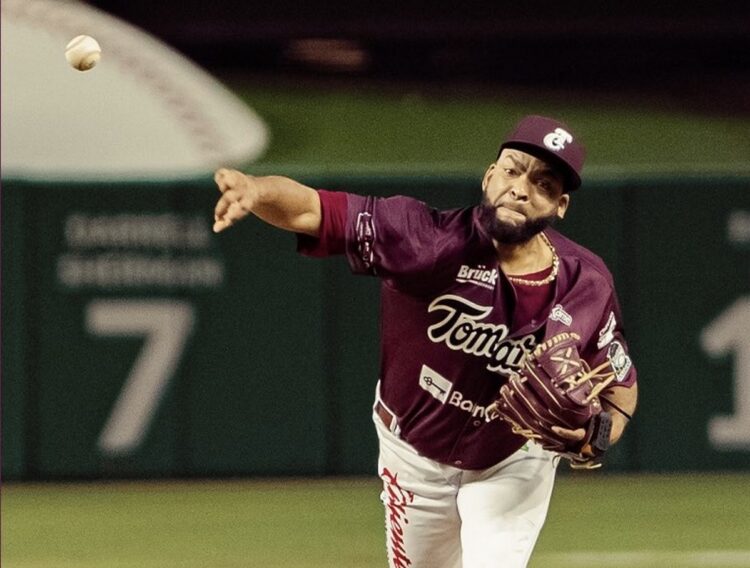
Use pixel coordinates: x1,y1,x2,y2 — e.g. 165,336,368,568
212,115,638,568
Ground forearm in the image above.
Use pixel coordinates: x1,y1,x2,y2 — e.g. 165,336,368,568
213,169,322,235
251,176,322,236
601,383,638,444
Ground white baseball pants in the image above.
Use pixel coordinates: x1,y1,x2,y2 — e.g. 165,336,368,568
374,410,558,568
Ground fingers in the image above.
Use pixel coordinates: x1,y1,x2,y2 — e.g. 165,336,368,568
551,426,586,441
214,167,252,193
213,199,247,233
213,218,233,233
213,191,234,231
213,190,232,218
212,168,255,233
214,168,236,193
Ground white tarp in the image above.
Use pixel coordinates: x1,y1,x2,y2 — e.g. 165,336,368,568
1,0,269,180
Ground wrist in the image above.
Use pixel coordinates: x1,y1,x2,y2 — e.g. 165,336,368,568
608,411,629,445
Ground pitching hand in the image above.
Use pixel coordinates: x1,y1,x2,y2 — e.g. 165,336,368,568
551,426,586,442
213,168,260,233
551,425,599,461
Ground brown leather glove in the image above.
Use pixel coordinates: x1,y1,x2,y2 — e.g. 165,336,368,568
488,332,616,469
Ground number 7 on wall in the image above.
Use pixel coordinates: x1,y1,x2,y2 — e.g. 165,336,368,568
85,299,196,456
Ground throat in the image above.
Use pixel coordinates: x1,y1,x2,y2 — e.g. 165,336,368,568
498,232,556,277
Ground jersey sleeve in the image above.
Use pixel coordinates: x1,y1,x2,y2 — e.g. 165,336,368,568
584,290,638,388
341,193,441,279
296,190,348,257
299,190,443,279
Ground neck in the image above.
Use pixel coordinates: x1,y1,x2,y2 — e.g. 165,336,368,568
496,232,554,276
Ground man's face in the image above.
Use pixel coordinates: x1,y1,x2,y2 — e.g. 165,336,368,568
479,148,570,244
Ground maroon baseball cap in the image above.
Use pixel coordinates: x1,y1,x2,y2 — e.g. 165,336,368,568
498,115,586,191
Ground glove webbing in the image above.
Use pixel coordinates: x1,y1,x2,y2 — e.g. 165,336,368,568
558,359,617,403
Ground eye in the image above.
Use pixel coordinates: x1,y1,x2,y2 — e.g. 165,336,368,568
503,168,517,176
537,178,559,194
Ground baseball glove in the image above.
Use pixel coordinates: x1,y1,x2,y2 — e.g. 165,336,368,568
488,332,617,469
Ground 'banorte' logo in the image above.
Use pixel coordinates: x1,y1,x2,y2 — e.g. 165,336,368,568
543,128,573,151
418,364,493,421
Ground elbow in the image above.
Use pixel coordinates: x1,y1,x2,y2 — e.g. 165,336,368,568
296,211,322,237
296,190,322,237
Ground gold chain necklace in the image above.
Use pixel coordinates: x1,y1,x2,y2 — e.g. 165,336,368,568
506,232,559,287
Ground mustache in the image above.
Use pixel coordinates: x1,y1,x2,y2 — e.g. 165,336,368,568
478,196,558,244
481,197,531,218
481,196,520,213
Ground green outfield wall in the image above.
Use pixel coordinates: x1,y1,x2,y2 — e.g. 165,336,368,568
3,174,750,479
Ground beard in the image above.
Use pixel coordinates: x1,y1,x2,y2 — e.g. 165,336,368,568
478,196,558,244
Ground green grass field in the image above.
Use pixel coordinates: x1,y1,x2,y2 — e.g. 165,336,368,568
3,474,749,567
222,76,750,178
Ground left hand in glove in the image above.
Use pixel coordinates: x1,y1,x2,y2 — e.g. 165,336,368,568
487,332,616,468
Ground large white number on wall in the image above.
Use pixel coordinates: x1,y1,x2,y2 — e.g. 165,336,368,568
700,297,750,450
86,299,196,456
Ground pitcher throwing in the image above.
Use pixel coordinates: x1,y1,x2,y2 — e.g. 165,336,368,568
212,115,638,568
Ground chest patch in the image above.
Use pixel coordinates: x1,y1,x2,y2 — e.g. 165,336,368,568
456,264,499,290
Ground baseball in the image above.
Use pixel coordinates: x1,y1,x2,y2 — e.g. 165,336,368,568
65,35,101,71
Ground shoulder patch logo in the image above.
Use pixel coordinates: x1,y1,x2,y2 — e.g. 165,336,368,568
543,128,573,151
355,212,375,270
597,311,617,349
549,304,572,326
607,341,632,382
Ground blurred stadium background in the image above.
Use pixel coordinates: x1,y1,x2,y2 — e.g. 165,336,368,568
2,0,750,566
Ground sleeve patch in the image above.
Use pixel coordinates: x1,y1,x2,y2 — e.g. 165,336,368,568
355,211,376,270
597,311,617,349
607,341,632,382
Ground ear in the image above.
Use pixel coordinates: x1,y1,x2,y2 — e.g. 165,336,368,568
481,163,496,192
556,193,570,219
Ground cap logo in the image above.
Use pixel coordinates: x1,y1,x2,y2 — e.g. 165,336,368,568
543,128,573,151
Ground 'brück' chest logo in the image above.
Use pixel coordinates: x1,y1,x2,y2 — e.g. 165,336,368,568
456,264,499,290
427,294,534,374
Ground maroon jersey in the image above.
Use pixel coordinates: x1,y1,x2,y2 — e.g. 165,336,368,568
299,191,637,469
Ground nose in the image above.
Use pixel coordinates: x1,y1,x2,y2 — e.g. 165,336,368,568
509,176,532,200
